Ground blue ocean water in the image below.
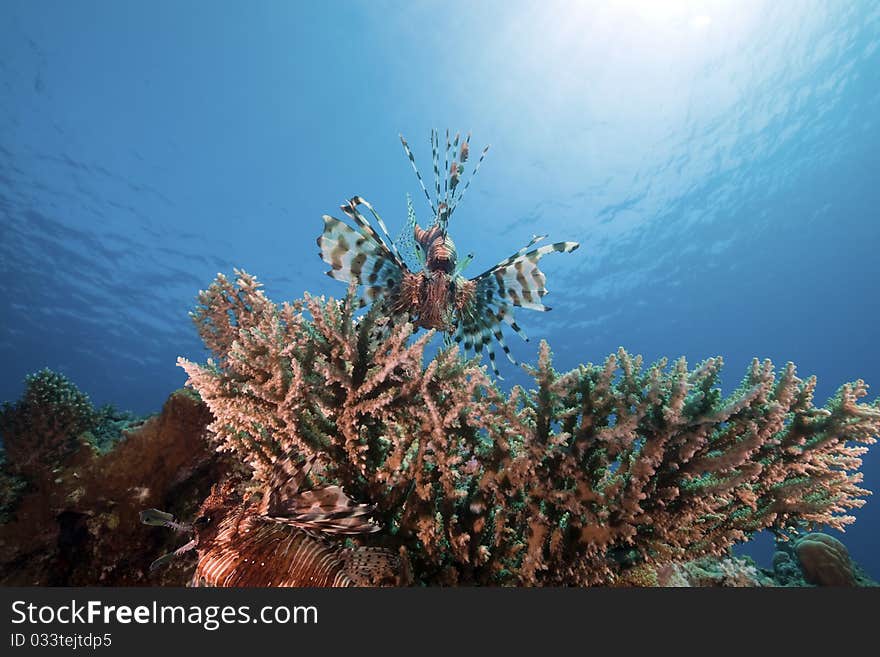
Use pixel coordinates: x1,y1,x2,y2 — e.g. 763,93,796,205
1,0,878,578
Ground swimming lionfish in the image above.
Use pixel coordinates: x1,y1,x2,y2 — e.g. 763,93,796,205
141,456,400,586
317,130,579,377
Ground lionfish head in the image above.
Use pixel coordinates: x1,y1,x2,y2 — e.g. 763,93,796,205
414,222,458,274
139,480,245,573
191,480,242,545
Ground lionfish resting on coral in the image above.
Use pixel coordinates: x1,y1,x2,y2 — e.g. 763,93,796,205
317,130,579,376
141,455,401,586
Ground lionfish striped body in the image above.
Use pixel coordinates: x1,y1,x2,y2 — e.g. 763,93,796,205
141,457,399,587
192,496,357,587
317,130,579,376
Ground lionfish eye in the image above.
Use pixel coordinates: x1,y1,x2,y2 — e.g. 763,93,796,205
194,514,211,527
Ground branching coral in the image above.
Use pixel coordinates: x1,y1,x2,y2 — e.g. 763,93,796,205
179,270,505,582
0,369,98,477
0,369,135,482
179,270,878,586
477,344,878,584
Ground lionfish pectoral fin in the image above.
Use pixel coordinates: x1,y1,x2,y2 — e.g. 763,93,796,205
450,253,473,278
317,209,407,308
262,454,318,515
148,539,197,572
394,193,425,270
266,484,381,536
453,239,579,375
140,508,192,533
140,508,175,526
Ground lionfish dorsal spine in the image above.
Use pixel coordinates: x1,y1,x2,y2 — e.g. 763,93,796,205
400,130,489,226
432,129,441,209
448,139,489,217
400,134,437,217
443,129,450,206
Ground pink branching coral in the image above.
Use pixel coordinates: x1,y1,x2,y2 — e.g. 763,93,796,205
478,345,877,584
179,270,878,586
178,270,506,583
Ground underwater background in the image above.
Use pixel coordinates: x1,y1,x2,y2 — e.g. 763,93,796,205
1,0,878,579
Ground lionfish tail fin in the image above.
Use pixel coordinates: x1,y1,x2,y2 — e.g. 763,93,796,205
341,547,402,586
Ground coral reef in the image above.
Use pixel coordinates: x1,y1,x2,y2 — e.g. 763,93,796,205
0,369,99,479
0,381,231,585
0,468,27,525
177,270,879,586
771,532,876,586
141,457,405,587
794,532,855,586
654,555,774,587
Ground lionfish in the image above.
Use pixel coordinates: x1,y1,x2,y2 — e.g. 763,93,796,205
141,456,401,587
317,130,579,377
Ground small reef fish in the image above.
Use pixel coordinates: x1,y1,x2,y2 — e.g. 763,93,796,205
141,456,399,586
317,129,579,376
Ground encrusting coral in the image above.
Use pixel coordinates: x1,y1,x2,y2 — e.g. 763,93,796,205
177,270,879,586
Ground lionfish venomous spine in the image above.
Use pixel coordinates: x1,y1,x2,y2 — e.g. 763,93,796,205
317,129,579,376
141,456,399,587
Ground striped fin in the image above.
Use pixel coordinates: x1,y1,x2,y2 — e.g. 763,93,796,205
318,214,406,307
268,514,380,536
400,130,489,225
266,485,380,536
263,456,380,536
449,139,489,215
341,547,401,586
443,129,450,205
454,293,518,378
453,239,580,376
472,241,580,311
400,134,436,216
263,455,314,499
394,193,424,270
341,196,405,265
432,129,441,208
515,234,548,257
